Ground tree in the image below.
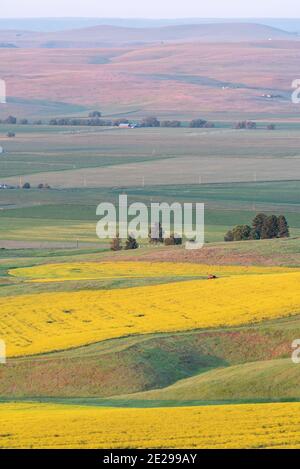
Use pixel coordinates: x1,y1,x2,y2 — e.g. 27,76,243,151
261,215,279,239
277,215,290,238
110,234,122,251
125,235,139,250
89,111,102,118
252,213,268,239
249,228,260,240
232,225,252,241
224,230,234,242
164,233,183,246
149,222,164,244
142,116,160,127
225,213,290,243
20,119,28,125
22,182,31,189
161,120,181,128
189,119,207,128
4,115,17,124
173,234,183,245
267,124,276,130
246,121,257,129
234,121,256,130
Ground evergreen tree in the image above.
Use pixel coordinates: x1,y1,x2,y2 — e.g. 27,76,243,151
261,215,279,239
252,213,267,239
277,215,290,238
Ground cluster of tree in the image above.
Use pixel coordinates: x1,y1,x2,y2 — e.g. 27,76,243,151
0,116,42,125
234,121,257,130
234,121,276,131
0,115,277,132
148,223,183,246
161,120,181,128
48,117,113,126
21,183,51,190
1,114,214,129
110,234,139,251
110,223,182,251
140,117,215,128
189,119,215,128
141,116,161,127
163,234,183,246
0,115,17,124
225,213,290,242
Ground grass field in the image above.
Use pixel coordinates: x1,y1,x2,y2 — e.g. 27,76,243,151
1,180,300,244
0,125,299,249
1,127,300,187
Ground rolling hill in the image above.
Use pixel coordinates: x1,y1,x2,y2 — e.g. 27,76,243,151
0,39,299,118
0,23,296,48
113,358,300,403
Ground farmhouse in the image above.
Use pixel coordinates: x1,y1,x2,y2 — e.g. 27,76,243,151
118,123,131,129
118,123,138,129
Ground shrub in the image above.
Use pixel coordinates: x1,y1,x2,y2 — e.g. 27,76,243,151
125,236,139,250
110,235,122,251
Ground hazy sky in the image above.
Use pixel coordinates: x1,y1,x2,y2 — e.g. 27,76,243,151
1,0,300,18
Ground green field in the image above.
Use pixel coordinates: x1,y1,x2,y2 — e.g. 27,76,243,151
0,180,299,243
1,126,300,187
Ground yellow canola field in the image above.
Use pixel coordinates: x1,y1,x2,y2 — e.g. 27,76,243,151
2,271,300,357
9,261,295,283
1,402,300,449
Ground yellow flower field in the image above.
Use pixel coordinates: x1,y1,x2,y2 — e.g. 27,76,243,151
9,261,295,283
1,402,300,449
2,271,300,357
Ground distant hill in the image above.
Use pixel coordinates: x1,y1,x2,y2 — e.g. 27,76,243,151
0,22,296,48
0,18,300,33
0,39,299,117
